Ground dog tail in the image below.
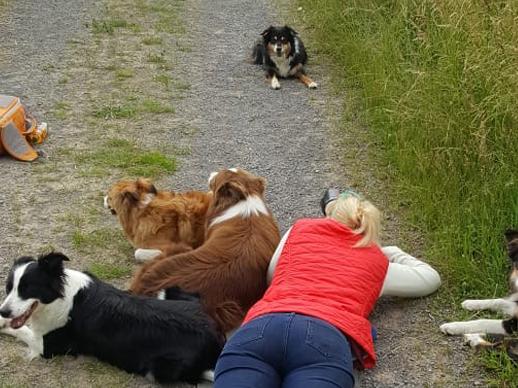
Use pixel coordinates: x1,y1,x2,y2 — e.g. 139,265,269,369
207,300,244,334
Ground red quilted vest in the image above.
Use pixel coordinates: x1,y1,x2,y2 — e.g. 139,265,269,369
244,218,388,368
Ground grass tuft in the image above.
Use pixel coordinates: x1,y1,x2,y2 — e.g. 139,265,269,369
147,52,167,64
115,68,134,81
142,36,163,46
91,18,129,34
76,138,176,178
87,262,133,280
141,98,174,114
93,104,136,119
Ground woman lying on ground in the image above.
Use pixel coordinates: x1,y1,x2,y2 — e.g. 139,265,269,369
214,188,441,388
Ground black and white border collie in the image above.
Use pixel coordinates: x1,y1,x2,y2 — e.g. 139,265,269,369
0,252,223,384
253,25,317,90
440,230,518,348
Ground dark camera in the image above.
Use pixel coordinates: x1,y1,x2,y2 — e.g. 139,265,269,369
320,188,340,215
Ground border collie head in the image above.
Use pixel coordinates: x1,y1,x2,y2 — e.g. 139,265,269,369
0,252,69,329
505,230,518,293
261,25,297,58
104,178,158,215
207,168,266,215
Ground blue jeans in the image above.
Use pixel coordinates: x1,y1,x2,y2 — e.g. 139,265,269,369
214,313,355,388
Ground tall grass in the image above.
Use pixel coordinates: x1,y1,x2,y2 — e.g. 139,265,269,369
297,0,518,380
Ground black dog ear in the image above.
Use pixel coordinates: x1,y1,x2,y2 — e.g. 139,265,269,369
505,229,518,243
261,26,274,38
38,252,70,273
285,25,298,36
505,230,518,261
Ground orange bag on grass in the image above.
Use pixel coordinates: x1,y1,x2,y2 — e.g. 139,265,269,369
0,95,47,161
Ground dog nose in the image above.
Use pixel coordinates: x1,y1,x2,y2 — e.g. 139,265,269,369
0,307,12,318
276,46,282,52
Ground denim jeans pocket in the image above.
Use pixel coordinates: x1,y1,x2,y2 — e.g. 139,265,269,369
304,318,350,361
231,314,274,346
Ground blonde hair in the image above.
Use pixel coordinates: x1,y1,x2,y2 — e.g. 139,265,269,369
325,195,381,247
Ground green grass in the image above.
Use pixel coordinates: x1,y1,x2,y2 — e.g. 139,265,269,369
87,261,133,280
142,36,163,45
297,0,518,383
91,18,129,34
482,349,518,387
115,68,134,81
141,98,174,114
155,14,185,34
147,52,167,64
52,101,70,120
154,74,171,88
76,138,176,178
93,104,136,119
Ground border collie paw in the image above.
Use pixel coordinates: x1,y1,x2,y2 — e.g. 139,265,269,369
461,300,483,311
308,81,318,89
440,322,467,335
271,78,281,90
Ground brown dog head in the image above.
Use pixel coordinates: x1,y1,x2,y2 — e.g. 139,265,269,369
104,178,158,216
207,168,266,215
505,229,518,293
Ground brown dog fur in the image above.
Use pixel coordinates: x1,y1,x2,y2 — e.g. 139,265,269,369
129,169,281,332
105,178,212,256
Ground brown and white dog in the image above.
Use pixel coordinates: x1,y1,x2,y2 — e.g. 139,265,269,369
440,230,518,350
129,168,281,332
104,178,212,262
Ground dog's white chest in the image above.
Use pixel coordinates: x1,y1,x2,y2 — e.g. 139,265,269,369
271,56,292,78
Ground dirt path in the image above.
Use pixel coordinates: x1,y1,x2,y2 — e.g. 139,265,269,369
0,0,480,386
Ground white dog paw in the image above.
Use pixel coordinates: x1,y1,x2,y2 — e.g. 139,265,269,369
24,349,39,362
271,78,281,90
135,248,162,262
308,81,318,89
440,322,467,335
461,300,483,311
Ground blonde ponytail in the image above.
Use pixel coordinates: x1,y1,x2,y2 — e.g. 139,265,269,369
327,194,381,247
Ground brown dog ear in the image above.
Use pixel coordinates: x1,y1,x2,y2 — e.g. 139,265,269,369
135,178,157,195
123,190,139,203
217,181,246,202
255,177,266,195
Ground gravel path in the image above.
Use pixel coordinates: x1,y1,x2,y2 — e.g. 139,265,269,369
164,0,480,386
0,0,480,386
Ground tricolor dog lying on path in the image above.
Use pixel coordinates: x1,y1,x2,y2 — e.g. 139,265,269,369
253,25,318,90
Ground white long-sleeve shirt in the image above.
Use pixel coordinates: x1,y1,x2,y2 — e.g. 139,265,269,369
267,228,441,298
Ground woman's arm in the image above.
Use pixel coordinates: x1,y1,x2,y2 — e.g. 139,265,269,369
380,246,441,297
267,227,292,285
